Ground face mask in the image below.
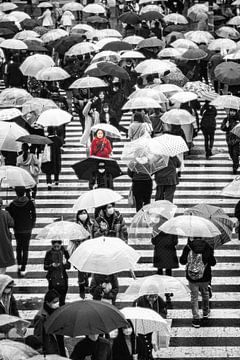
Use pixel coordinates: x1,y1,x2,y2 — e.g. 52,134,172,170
98,169,105,174
123,328,132,336
79,214,88,222
107,208,114,215
51,303,59,309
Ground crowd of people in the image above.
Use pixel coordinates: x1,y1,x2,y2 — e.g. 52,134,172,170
0,0,239,358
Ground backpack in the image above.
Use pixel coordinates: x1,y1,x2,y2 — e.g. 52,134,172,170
187,249,206,281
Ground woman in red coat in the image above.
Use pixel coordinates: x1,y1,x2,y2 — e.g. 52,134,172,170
90,129,112,159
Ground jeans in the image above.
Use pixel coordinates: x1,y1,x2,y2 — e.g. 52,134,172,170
15,232,31,271
155,184,176,203
188,281,210,319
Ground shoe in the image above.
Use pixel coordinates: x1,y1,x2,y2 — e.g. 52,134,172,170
203,310,211,318
192,319,201,328
17,266,21,277
178,171,181,178
233,168,238,175
55,182,59,186
21,270,27,277
47,184,52,190
208,285,212,299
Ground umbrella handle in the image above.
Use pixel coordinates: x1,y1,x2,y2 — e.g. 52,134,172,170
130,269,136,279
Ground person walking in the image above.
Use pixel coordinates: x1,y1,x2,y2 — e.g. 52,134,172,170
6,186,36,277
89,162,114,190
5,55,25,88
60,10,74,33
71,334,112,360
90,273,119,305
200,100,217,159
128,112,152,141
179,237,216,328
0,199,14,274
80,99,100,151
127,168,153,212
90,129,112,158
44,239,71,306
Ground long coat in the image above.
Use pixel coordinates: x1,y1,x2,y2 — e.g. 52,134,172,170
151,231,179,269
0,210,15,268
41,135,62,175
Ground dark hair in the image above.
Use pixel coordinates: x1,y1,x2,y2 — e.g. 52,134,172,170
47,126,55,135
15,186,26,197
133,112,144,123
76,209,90,223
44,289,59,304
22,143,29,162
95,129,106,137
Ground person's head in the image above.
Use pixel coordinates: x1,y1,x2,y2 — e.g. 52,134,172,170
146,74,154,84
136,77,143,87
25,335,42,352
205,100,210,106
15,186,26,198
22,143,29,153
109,328,119,339
105,203,115,216
0,275,14,298
47,126,56,136
95,129,105,139
133,111,144,123
146,293,158,303
154,108,161,115
76,209,89,223
51,240,62,251
103,103,109,113
98,162,106,174
88,334,99,342
122,319,134,336
99,91,105,100
44,289,60,311
12,54,19,63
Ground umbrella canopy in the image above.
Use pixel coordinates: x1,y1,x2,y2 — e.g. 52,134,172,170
87,15,108,24
62,2,83,11
30,356,68,360
211,95,240,110
83,3,106,14
153,133,189,156
181,48,207,60
214,61,240,85
45,300,128,337
159,215,221,238
224,49,240,60
185,30,214,44
231,123,240,137
0,122,29,152
20,54,54,76
95,37,121,51
184,204,234,248
208,38,236,51
158,47,181,58
36,67,70,81
17,134,53,145
161,109,195,125
53,35,83,54
0,340,38,359
92,51,120,64
221,176,240,197
0,314,30,335
162,67,188,87
121,307,169,335
70,76,108,89
42,29,68,43
91,123,121,139
71,24,94,33
22,98,58,116
216,26,239,40
24,41,48,52
72,157,122,181
0,108,22,121
129,88,167,103
0,165,35,188
37,220,90,242
37,1,53,8
0,88,32,108
120,50,145,59
34,25,49,36
0,3,17,11
84,61,109,77
0,39,28,50
97,62,129,80
140,10,163,21
135,59,176,75
140,4,163,13
119,11,141,25
73,188,122,211
123,35,144,45
14,30,39,40
122,97,161,110
70,236,140,274
136,37,164,49
37,109,72,127
170,91,197,103
151,83,183,96
102,40,132,52
65,42,96,56
171,38,198,49
20,18,39,30
10,11,30,22
183,81,217,101
164,13,188,24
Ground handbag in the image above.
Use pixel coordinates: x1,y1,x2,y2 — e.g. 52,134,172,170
128,186,135,207
41,144,51,163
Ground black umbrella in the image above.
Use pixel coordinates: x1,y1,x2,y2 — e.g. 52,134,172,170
0,22,19,33
72,157,122,181
0,28,15,38
87,15,108,24
119,11,141,25
102,40,132,52
16,135,53,145
24,40,48,52
97,62,130,80
54,35,83,54
140,11,163,22
20,18,39,30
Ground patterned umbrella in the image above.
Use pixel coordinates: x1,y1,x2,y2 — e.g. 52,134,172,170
0,88,32,107
184,81,217,100
0,108,22,121
161,68,188,87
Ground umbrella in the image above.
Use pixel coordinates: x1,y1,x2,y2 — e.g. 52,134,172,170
30,356,68,360
36,67,70,81
137,37,164,50
121,275,189,301
45,299,128,336
0,314,30,335
53,35,83,54
170,91,198,103
124,35,144,45
211,95,240,110
97,62,129,80
153,133,189,155
0,122,28,152
231,123,240,137
159,215,221,238
171,38,198,49
24,40,47,52
14,30,39,40
72,157,122,181
37,109,72,127
0,39,28,50
100,29,122,39
129,200,177,242
216,26,239,40
161,109,196,125
121,307,169,335
33,25,49,36
84,62,109,77
21,18,39,30
122,97,161,110
208,38,236,52
129,88,167,103
0,88,32,107
91,123,121,139
140,11,163,21
214,61,240,85
185,204,234,248
165,31,185,44
0,165,35,188
158,47,181,58
181,48,207,60
120,50,145,59
151,83,183,96
224,49,240,60
62,2,83,11
83,3,106,14
0,340,38,359
119,11,141,25
0,108,22,121
183,81,217,101
87,15,108,24
10,11,31,22
102,40,132,52
16,134,53,145
41,29,68,43
73,188,122,211
65,42,96,56
221,176,240,197
37,1,53,7
0,28,15,38
164,13,188,24
135,59,176,75
92,51,120,64
20,54,54,77
95,37,121,51
22,98,58,116
69,236,140,274
71,24,94,34
185,30,214,44
70,76,108,89
227,15,240,26
37,220,90,243
0,3,17,11
140,4,163,13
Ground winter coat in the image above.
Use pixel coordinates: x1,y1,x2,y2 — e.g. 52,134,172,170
154,156,181,186
6,62,25,88
80,101,100,147
44,246,70,287
0,209,15,268
151,231,179,269
6,196,36,234
90,137,112,158
71,337,112,360
179,238,216,283
89,170,113,189
96,209,128,241
221,115,240,146
90,273,119,304
0,275,19,316
112,329,149,360
149,113,163,134
41,135,62,175
17,153,40,183
128,168,152,182
133,295,167,319
200,104,217,131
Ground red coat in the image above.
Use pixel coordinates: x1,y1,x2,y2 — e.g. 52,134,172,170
90,137,112,158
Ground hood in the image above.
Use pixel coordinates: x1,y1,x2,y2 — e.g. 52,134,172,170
0,275,13,298
12,196,30,207
188,239,207,254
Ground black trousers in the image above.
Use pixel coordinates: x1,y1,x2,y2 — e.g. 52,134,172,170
155,184,176,203
15,232,31,271
48,281,68,306
228,143,240,170
132,180,153,212
46,173,59,184
203,130,215,155
157,268,172,276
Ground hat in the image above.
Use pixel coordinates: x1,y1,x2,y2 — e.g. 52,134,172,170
44,289,60,303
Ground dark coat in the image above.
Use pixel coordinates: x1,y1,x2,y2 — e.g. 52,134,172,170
112,328,149,360
0,295,19,316
221,115,240,146
234,200,240,220
90,273,119,304
6,196,36,233
200,103,217,131
154,156,181,186
71,337,112,360
41,135,62,175
179,239,216,283
95,210,128,241
6,62,25,87
89,171,113,190
44,246,70,287
133,295,167,319
151,232,179,269
0,209,15,268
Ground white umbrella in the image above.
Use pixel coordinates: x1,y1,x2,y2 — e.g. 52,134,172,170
120,50,145,59
135,59,176,76
122,97,161,110
211,95,240,110
0,122,29,152
0,108,22,121
0,3,17,11
185,30,214,44
83,3,106,14
208,38,236,52
41,29,68,43
35,67,70,81
62,2,84,11
170,91,198,103
70,76,108,89
0,314,30,334
0,88,32,107
0,340,38,360
161,109,195,125
151,83,183,96
37,1,53,7
10,11,31,22
153,134,189,156
22,98,58,116
37,109,72,127
171,39,198,49
0,166,35,189
71,24,94,33
69,236,140,275
37,221,90,243
124,35,144,45
91,51,120,64
66,42,96,57
164,13,188,24
129,89,167,103
91,123,121,139
159,215,221,238
221,176,240,197
20,54,55,77
14,30,39,40
121,307,169,335
73,188,122,211
0,39,28,50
